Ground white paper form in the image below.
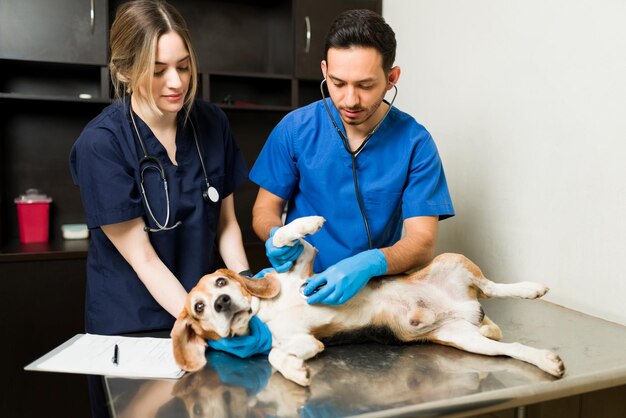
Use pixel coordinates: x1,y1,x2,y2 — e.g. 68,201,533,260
25,334,185,379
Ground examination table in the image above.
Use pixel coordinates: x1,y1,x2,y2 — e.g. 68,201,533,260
102,298,626,418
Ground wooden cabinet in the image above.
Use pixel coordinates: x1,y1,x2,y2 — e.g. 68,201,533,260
0,0,108,65
1,258,91,418
294,0,382,80
170,0,293,75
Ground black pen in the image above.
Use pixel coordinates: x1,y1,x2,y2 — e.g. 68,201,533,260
112,344,119,366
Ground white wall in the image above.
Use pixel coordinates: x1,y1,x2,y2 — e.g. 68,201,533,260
384,0,626,325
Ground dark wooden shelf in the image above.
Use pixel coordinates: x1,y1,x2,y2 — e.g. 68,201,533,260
205,70,293,80
218,103,294,112
0,92,110,104
0,238,88,262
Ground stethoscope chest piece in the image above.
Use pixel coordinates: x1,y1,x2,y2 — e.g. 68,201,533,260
205,185,219,203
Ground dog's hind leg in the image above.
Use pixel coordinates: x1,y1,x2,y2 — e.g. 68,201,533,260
459,258,550,300
474,278,550,300
431,321,565,378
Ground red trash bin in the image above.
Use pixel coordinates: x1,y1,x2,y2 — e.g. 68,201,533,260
14,189,53,243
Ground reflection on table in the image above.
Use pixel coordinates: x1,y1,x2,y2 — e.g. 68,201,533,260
106,337,553,418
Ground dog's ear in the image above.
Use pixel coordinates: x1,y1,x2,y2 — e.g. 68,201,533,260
171,310,209,373
237,270,281,299
216,268,281,299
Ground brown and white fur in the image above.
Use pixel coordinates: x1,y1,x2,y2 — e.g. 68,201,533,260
171,216,565,386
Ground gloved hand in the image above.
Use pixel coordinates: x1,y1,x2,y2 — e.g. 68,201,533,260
207,315,272,358
304,249,387,305
265,226,304,272
253,267,275,279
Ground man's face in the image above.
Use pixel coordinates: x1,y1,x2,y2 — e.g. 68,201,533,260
322,46,396,129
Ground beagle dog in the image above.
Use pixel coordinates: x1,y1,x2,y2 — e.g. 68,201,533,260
171,216,565,386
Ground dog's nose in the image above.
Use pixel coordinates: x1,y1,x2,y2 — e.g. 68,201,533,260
214,294,231,313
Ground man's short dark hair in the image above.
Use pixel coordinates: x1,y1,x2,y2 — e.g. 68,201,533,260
324,9,397,73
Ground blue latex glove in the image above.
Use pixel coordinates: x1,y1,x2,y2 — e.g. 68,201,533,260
253,267,275,279
265,226,304,272
304,249,387,305
207,315,272,358
207,351,271,395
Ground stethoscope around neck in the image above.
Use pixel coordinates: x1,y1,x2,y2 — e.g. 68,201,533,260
129,102,219,233
320,78,398,248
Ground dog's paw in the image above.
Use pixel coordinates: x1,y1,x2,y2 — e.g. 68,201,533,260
511,281,549,299
279,355,311,387
537,350,565,378
273,216,326,247
479,322,502,341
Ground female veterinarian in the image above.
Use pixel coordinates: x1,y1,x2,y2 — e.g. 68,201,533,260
69,1,270,416
250,9,455,305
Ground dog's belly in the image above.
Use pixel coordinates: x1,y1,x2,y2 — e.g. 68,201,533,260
322,278,483,342
259,270,483,344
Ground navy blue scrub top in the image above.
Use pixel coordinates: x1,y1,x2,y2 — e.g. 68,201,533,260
69,99,248,335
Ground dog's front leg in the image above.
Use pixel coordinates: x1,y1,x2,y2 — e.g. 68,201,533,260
431,321,565,378
272,216,325,247
268,334,325,386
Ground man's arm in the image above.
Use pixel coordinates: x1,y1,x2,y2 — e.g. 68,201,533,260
380,215,439,275
303,215,439,305
252,187,287,241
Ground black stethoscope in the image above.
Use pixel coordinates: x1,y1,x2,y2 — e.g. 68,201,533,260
129,103,219,233
320,79,398,248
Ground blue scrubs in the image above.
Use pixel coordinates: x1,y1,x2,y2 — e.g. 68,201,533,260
250,99,454,273
70,99,248,335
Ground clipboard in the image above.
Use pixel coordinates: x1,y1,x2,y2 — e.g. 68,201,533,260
25,333,185,379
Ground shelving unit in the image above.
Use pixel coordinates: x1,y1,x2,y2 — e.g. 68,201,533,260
204,72,294,111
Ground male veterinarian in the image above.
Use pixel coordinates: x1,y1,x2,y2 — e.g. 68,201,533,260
250,9,455,305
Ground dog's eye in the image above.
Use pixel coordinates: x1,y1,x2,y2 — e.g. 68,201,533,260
192,403,203,416
215,277,228,287
194,302,204,313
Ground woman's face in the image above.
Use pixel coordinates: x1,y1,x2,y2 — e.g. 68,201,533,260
142,31,191,116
